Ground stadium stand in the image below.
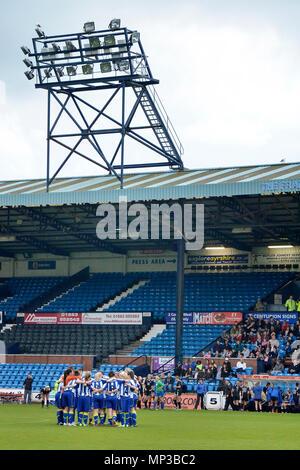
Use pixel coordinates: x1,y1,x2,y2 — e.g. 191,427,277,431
103,271,294,322
36,272,142,314
0,324,150,361
0,276,66,321
0,363,82,390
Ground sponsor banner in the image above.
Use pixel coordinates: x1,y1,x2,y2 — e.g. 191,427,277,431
24,312,147,325
152,357,175,372
0,389,45,403
246,312,298,324
164,393,197,410
252,251,300,265
166,311,243,325
28,261,56,270
130,257,176,266
262,179,300,194
82,312,143,325
24,313,82,325
187,254,249,265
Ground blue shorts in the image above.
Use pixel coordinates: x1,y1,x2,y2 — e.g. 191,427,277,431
155,392,164,398
61,391,75,409
106,396,117,410
120,396,131,413
77,396,91,413
55,392,63,409
93,396,105,410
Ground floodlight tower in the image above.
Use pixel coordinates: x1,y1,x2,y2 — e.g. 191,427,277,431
22,20,184,191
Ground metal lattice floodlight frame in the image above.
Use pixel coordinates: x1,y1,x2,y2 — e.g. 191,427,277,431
22,20,184,191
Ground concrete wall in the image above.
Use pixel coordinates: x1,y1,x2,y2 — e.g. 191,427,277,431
0,246,299,280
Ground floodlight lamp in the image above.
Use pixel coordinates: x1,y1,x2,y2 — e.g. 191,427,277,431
24,70,34,80
66,66,77,76
23,58,33,68
109,18,121,30
21,46,31,55
56,67,64,77
82,64,93,75
115,60,129,72
104,35,116,47
100,61,112,73
35,24,45,38
44,68,52,78
130,32,140,44
65,41,76,51
84,22,95,33
52,43,61,53
89,37,101,49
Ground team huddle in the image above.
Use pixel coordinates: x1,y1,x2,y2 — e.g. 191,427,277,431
55,367,141,427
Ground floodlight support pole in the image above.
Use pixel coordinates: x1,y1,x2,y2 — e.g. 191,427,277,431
120,81,126,189
46,89,51,192
175,232,185,366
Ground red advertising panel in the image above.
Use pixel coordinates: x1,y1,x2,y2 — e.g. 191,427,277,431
193,311,243,325
163,393,197,409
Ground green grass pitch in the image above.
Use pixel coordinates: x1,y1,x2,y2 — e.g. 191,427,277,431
0,404,300,450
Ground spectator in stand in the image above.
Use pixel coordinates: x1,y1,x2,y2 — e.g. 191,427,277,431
213,339,224,355
263,353,273,373
264,318,270,332
174,362,183,377
255,298,265,312
285,296,296,312
221,358,232,378
229,324,238,339
232,340,244,357
269,345,279,361
269,332,279,349
256,317,265,331
194,360,204,380
248,329,257,344
236,356,247,373
281,320,289,334
165,372,175,392
272,359,284,374
289,360,300,375
274,320,282,336
221,329,230,342
185,367,194,379
209,360,218,379
284,341,292,357
242,345,250,359
23,373,33,405
261,331,269,348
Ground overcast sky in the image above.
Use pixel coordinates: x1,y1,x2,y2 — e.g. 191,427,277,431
1,0,300,181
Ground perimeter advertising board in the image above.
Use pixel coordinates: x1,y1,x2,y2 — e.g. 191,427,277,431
24,312,147,325
166,311,243,325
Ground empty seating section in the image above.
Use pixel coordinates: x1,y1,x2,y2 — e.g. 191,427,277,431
104,271,293,322
37,272,140,313
0,362,82,390
132,324,226,356
0,276,66,321
0,324,150,358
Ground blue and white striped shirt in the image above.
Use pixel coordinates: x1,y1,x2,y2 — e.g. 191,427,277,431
77,381,93,398
91,379,107,398
103,379,119,396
